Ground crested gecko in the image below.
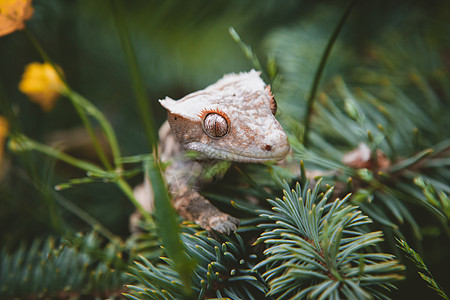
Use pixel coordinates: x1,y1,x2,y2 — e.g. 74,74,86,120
132,70,290,234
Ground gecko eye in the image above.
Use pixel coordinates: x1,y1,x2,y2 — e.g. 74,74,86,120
202,112,229,138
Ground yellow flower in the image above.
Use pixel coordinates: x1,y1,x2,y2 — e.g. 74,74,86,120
0,0,34,37
0,116,9,167
18,62,65,112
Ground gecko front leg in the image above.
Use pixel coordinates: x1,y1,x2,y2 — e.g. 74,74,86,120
131,169,239,234
172,184,239,234
163,152,240,234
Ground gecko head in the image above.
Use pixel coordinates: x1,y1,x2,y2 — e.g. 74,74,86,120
159,70,290,163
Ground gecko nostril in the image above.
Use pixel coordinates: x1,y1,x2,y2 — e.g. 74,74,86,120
264,144,272,151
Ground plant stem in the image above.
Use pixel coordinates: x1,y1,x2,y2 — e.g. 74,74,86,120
24,29,51,63
69,93,114,170
11,134,104,173
25,29,114,171
302,0,356,147
69,91,123,169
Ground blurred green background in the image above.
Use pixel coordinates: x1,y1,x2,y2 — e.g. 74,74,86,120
0,0,449,298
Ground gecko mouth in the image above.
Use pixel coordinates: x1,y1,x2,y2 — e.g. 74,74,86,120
185,142,290,163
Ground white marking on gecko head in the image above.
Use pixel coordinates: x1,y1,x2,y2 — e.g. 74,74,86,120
159,70,289,162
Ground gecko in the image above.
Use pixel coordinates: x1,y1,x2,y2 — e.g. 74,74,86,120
132,70,290,234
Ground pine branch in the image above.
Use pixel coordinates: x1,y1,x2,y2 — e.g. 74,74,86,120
0,232,129,299
125,227,268,300
255,180,405,299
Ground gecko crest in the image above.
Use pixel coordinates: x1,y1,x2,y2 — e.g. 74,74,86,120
265,85,277,115
197,107,229,121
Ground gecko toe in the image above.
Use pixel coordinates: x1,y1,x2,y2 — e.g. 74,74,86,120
209,215,240,235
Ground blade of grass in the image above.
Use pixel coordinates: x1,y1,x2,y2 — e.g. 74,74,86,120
144,157,195,298
109,4,194,296
302,0,356,146
110,0,158,155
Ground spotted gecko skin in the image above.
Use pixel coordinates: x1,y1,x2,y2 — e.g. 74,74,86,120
132,70,289,234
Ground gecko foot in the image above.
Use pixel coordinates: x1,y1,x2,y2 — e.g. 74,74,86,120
172,186,240,235
207,214,240,235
